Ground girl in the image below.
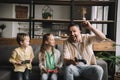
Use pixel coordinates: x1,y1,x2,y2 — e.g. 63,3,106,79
38,33,63,80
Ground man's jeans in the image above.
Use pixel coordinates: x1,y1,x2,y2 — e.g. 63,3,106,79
64,64,103,80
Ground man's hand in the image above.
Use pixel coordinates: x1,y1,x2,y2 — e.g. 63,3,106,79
70,59,77,65
81,20,92,30
75,57,87,64
64,58,78,65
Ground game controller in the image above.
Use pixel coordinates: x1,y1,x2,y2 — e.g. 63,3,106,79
74,57,87,64
21,60,30,64
47,70,55,73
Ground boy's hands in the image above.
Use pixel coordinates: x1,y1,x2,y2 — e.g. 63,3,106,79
21,60,30,64
15,60,31,65
15,61,22,65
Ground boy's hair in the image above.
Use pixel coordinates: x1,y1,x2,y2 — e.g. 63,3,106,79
16,33,29,45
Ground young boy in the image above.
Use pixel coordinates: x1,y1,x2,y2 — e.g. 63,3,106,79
9,33,34,80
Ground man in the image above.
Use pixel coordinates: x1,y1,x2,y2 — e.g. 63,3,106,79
63,20,106,80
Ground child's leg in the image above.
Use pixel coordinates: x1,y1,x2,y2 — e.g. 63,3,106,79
16,72,23,80
51,73,57,80
23,68,30,80
41,73,49,80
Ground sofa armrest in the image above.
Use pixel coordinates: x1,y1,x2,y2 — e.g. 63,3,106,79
97,59,108,80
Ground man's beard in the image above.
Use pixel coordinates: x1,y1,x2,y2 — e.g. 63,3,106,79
71,35,78,42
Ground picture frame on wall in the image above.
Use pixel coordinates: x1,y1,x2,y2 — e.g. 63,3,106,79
15,5,28,18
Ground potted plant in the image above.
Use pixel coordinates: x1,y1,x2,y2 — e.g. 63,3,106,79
95,44,120,80
113,43,120,80
42,12,52,19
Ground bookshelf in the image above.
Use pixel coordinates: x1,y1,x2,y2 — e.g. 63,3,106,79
0,0,118,41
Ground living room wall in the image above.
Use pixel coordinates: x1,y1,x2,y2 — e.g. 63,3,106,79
0,4,70,38
116,0,120,71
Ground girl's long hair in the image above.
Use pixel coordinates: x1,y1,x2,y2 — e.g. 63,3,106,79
40,33,54,61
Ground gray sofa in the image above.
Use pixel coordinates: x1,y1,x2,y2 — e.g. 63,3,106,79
0,41,108,80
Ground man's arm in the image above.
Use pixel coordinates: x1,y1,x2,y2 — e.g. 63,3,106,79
82,20,106,41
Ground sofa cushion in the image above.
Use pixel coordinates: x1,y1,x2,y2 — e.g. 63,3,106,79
0,70,11,80
0,44,40,66
97,59,108,80
56,44,63,53
0,43,108,80
0,45,17,66
31,45,40,65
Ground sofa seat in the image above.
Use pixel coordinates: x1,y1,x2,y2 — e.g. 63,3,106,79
0,70,11,80
0,43,108,80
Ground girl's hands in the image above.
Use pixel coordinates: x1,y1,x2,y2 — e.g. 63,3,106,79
42,67,48,73
43,68,59,73
53,68,59,73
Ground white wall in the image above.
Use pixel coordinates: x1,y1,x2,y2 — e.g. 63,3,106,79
35,5,70,19
116,0,120,71
0,4,70,37
0,4,14,38
0,3,119,39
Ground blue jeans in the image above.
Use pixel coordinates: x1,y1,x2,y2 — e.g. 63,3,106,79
15,68,30,80
64,64,103,80
41,72,57,80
